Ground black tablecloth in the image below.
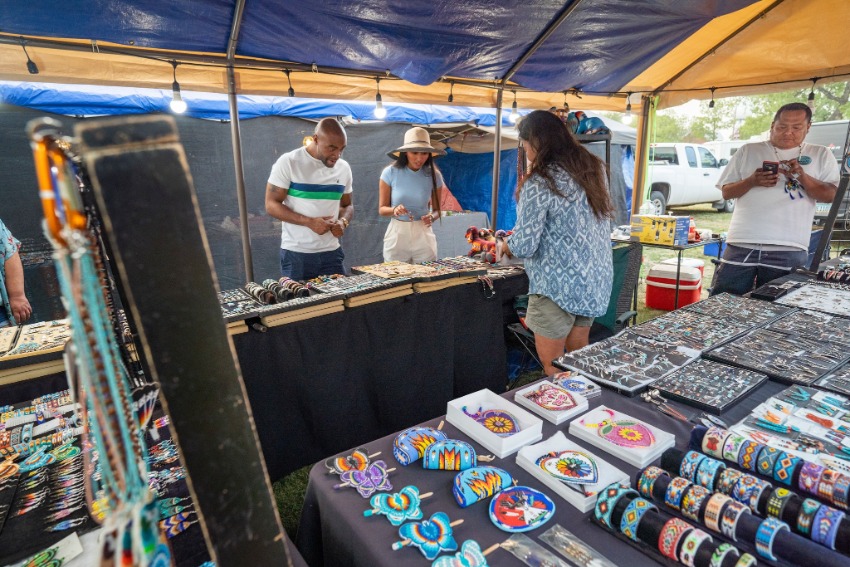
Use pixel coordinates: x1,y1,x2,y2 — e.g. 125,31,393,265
295,378,786,567
234,273,529,481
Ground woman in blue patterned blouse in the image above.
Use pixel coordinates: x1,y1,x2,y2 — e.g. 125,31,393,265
504,110,614,375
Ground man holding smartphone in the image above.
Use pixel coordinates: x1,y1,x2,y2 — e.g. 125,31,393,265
710,102,841,295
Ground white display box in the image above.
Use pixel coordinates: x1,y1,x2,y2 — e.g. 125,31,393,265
568,405,675,468
516,431,630,513
447,389,543,458
513,380,589,425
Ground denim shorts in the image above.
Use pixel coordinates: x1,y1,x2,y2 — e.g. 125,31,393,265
525,294,593,339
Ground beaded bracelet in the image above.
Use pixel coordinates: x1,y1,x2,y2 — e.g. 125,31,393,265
731,475,764,510
757,446,781,478
638,466,669,499
736,440,763,473
709,543,738,567
796,498,822,536
773,453,801,487
665,477,692,511
695,458,725,491
658,517,693,560
832,473,850,509
811,505,845,550
717,468,744,496
704,493,732,533
755,517,789,561
735,553,757,567
766,487,795,520
594,484,638,529
798,461,824,496
679,528,712,567
722,434,747,462
818,469,838,504
681,484,711,522
702,426,730,459
720,501,750,541
620,497,657,541
680,451,707,482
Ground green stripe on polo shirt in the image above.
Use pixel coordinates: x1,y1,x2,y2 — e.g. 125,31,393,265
288,188,344,200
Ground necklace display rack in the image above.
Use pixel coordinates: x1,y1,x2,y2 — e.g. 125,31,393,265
683,292,795,326
652,359,769,415
627,309,752,353
777,283,850,318
553,332,699,396
703,328,850,386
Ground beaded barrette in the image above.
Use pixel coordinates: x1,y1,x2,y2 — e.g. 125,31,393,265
363,484,432,526
393,512,461,559
462,406,521,437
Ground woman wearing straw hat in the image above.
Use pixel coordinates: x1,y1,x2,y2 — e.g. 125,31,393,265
379,127,448,263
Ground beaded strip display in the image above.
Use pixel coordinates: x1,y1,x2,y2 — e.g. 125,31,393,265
776,283,850,318
627,309,751,352
704,328,849,385
554,332,698,394
683,292,794,325
29,121,169,565
651,359,768,414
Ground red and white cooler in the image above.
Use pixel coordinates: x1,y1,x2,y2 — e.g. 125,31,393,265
646,262,703,310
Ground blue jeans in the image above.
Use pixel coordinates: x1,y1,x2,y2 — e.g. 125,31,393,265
710,244,807,296
280,247,345,281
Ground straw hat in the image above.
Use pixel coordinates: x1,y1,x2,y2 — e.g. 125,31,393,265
388,127,446,159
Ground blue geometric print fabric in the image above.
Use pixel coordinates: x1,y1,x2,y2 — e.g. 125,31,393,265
507,166,613,317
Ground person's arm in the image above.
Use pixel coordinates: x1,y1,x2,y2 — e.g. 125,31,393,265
721,168,778,200
786,158,838,202
5,251,31,324
421,186,445,227
265,182,333,235
505,180,548,259
330,193,354,238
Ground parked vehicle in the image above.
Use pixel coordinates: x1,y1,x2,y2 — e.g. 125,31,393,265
808,120,849,224
647,143,730,214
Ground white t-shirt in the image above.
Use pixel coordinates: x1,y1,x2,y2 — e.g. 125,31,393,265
268,146,353,253
717,141,840,250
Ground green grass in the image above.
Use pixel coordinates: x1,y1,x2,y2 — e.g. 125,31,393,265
273,466,310,539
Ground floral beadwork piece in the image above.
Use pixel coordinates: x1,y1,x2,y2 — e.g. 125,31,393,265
453,466,513,507
325,447,372,476
580,409,655,449
535,451,598,485
393,426,448,466
462,406,521,437
489,486,555,533
364,485,424,526
394,511,458,560
523,384,577,412
337,460,392,498
431,539,489,567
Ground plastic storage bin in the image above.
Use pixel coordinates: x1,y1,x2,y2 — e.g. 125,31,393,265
646,263,702,310
703,240,727,257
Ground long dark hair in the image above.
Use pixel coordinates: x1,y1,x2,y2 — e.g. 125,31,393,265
516,110,613,220
392,153,442,218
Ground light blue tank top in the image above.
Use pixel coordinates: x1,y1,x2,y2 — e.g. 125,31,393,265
380,165,444,221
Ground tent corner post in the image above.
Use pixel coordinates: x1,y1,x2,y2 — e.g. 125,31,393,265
490,89,504,230
227,64,255,283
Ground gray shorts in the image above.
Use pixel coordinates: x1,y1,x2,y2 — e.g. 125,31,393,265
524,294,594,339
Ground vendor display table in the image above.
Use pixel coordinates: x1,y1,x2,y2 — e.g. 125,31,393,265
296,378,785,567
234,272,528,481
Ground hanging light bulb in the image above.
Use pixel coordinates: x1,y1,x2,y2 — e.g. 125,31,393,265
807,78,818,111
20,37,38,74
169,61,187,114
374,77,387,119
285,69,295,97
509,91,519,124
622,92,633,124
448,81,454,103
562,90,569,113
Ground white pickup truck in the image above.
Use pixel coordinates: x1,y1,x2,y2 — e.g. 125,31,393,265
647,143,732,214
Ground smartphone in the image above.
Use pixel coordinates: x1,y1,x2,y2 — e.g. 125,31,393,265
762,161,779,175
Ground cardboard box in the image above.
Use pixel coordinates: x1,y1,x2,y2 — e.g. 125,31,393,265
630,215,689,246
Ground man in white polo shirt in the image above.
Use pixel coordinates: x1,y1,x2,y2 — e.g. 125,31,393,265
710,102,840,295
265,118,354,280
